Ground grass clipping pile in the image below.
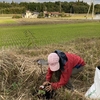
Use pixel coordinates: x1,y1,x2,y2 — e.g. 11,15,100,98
0,37,100,100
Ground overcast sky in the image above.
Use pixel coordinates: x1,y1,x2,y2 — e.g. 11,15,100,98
0,0,100,4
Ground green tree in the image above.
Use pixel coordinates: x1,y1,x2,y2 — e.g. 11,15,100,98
95,4,100,14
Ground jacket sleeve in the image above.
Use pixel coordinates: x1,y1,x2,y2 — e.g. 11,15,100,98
46,68,53,82
51,66,72,90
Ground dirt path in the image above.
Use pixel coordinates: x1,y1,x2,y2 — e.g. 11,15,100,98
0,18,100,27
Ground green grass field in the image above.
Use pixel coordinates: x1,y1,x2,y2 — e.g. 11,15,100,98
0,21,100,48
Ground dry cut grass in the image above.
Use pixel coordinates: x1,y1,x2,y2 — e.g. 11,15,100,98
0,37,100,100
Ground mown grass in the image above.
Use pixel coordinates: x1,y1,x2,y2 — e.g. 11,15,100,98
0,22,100,48
0,18,17,24
0,14,21,17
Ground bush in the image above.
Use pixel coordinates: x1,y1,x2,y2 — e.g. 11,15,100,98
12,15,22,19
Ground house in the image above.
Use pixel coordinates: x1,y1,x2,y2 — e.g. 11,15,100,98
23,10,39,18
50,12,61,17
43,11,61,18
94,14,100,19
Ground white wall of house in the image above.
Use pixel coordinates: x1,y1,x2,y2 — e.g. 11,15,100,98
94,14,100,19
29,14,38,18
24,11,39,18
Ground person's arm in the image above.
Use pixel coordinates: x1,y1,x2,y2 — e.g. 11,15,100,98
43,68,53,87
46,68,53,82
51,67,72,90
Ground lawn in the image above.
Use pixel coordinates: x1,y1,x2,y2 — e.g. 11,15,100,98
0,21,100,48
0,18,17,24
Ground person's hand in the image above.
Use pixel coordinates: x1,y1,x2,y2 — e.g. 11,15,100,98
43,81,51,86
45,84,53,92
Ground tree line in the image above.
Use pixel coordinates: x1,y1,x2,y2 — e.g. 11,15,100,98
0,1,100,14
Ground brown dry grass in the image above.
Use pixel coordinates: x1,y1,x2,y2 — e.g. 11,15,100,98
0,37,100,100
0,16,99,28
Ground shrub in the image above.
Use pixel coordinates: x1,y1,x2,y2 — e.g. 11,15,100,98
12,15,22,19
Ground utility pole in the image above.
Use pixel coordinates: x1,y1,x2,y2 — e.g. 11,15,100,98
60,1,61,13
92,0,94,19
86,2,91,19
86,0,94,19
